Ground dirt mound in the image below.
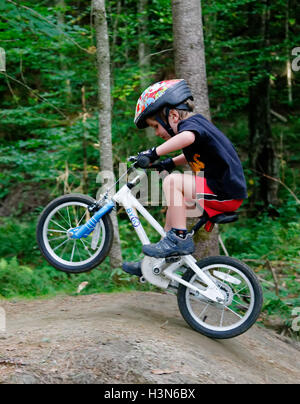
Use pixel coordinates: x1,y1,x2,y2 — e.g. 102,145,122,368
0,292,299,384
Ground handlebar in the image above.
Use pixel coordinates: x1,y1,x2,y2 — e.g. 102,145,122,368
128,155,160,170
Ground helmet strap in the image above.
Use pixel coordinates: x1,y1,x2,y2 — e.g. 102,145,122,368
155,102,192,138
174,103,192,111
155,113,176,137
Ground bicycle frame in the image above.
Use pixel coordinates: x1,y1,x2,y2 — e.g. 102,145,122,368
113,174,225,304
69,170,224,303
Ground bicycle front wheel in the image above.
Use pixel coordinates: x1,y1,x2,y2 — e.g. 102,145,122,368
36,194,114,273
177,256,263,339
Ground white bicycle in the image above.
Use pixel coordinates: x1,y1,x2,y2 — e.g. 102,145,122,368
37,156,263,339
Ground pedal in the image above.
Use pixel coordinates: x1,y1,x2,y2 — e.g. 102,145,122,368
139,276,146,284
165,256,181,263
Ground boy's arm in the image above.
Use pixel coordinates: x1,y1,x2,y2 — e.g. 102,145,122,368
156,131,195,156
173,153,187,166
137,131,195,168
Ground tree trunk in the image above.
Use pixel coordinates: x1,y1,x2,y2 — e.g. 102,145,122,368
138,0,150,90
81,86,88,195
248,0,279,209
56,0,72,104
285,0,293,104
138,0,153,139
110,0,121,90
93,0,123,269
172,0,211,120
172,0,219,258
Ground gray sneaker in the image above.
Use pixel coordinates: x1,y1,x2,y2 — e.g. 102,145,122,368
142,230,195,258
122,261,142,277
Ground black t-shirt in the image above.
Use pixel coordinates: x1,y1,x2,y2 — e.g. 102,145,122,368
178,114,247,200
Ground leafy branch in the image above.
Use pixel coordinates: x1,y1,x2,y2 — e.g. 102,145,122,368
6,0,91,54
0,71,67,118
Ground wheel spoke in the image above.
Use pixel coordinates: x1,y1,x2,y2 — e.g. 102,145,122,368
50,219,68,232
77,210,87,227
66,206,72,227
48,229,67,234
232,284,248,297
57,209,71,228
80,238,92,257
220,305,225,328
60,237,70,259
49,235,68,242
53,238,69,252
223,305,243,319
70,241,76,262
232,298,249,310
73,206,79,226
76,242,82,261
198,303,210,319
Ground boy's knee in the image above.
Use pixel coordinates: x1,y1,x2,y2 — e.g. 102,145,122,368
163,173,182,191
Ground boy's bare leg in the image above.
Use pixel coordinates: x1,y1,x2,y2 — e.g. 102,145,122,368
123,173,197,270
163,173,196,230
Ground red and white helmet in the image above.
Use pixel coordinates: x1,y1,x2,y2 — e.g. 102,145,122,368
134,79,193,129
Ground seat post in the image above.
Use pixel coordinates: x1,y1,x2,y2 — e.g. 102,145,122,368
191,211,209,234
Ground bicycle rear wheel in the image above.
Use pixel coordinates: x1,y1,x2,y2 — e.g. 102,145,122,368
177,256,263,339
36,194,114,273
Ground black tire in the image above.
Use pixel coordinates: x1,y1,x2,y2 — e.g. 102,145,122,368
177,256,263,339
36,194,114,273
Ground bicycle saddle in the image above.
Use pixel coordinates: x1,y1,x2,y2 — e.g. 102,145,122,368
209,212,238,224
192,211,239,234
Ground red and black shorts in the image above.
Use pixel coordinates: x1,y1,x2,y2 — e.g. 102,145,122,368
195,176,243,218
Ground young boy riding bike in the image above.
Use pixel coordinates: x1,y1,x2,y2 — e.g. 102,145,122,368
123,79,247,277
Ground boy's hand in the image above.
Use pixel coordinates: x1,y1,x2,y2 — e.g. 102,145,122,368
138,147,159,164
154,158,176,173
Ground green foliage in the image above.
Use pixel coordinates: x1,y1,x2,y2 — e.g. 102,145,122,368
0,214,152,298
0,216,40,263
0,250,150,299
203,0,300,117
0,256,113,298
222,205,300,262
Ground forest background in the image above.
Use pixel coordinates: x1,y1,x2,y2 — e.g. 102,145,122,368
0,0,299,339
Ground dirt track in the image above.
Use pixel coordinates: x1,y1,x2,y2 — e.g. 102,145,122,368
0,291,299,384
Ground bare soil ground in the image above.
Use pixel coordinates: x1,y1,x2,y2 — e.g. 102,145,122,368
0,291,299,384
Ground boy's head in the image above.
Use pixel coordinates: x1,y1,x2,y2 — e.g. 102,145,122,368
134,79,194,137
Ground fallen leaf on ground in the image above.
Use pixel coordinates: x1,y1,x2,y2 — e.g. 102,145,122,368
76,282,89,294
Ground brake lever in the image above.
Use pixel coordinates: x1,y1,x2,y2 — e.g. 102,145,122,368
149,163,161,170
128,156,138,163
127,156,160,171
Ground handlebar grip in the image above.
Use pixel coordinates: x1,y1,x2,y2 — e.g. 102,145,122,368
137,155,151,168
